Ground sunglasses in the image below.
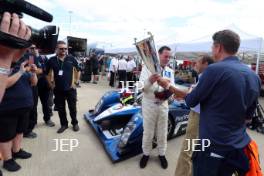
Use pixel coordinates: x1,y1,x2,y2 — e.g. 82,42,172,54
30,47,36,50
58,48,68,51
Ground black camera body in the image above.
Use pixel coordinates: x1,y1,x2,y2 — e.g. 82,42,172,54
0,0,59,54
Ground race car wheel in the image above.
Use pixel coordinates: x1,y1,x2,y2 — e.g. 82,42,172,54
167,115,176,139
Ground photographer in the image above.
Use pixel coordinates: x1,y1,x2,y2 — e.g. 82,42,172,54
0,58,37,172
0,12,31,103
157,30,261,176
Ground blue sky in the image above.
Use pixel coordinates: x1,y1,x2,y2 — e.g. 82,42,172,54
25,0,264,49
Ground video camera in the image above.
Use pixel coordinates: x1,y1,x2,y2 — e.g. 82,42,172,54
0,0,60,54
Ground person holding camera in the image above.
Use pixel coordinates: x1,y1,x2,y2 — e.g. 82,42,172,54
0,12,31,103
46,41,81,134
0,12,31,176
0,58,37,172
157,30,261,176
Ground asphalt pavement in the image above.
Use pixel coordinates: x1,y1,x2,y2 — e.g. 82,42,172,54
2,79,264,176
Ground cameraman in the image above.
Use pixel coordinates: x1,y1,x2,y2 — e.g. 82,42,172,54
0,12,31,175
0,12,31,103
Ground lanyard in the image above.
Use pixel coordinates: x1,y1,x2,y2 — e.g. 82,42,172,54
57,57,64,70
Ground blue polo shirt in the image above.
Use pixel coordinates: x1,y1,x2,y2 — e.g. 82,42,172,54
185,56,261,151
46,55,80,91
0,63,33,112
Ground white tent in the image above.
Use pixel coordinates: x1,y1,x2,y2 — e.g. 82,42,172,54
106,25,263,73
168,25,263,73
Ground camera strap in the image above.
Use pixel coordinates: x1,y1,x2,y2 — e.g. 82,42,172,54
0,31,32,49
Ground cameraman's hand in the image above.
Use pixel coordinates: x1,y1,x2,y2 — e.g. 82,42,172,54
0,12,31,62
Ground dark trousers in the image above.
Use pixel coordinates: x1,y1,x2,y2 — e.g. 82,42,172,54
25,86,38,134
192,148,249,176
118,70,127,88
54,88,78,127
126,72,134,87
38,86,53,122
109,71,116,87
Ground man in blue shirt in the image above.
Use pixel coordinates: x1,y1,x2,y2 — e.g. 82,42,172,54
157,30,261,176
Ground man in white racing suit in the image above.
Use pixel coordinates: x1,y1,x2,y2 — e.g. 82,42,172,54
139,46,174,169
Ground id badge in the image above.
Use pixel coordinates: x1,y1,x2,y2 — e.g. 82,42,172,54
58,70,63,76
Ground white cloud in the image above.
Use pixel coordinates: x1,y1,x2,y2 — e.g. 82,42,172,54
23,0,264,49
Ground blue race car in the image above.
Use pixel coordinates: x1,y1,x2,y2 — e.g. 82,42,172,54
84,90,190,163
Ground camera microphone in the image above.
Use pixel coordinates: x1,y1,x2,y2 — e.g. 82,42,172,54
0,0,53,22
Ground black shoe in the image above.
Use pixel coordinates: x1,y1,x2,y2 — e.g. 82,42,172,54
139,155,149,168
158,155,168,169
73,124,80,132
13,149,32,159
3,159,21,172
24,132,37,139
45,120,55,127
0,169,2,176
93,81,97,84
57,126,68,134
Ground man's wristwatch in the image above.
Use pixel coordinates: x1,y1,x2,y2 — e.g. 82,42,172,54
0,67,10,76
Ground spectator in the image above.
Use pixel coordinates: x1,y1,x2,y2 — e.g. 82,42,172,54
90,53,99,84
23,47,45,138
0,59,37,172
30,45,55,128
100,55,106,79
117,56,127,88
46,41,81,134
109,57,118,87
106,57,111,72
81,57,92,83
126,56,137,87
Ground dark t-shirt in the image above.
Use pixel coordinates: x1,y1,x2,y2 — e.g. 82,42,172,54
0,63,33,112
46,55,80,91
91,56,99,69
36,55,50,89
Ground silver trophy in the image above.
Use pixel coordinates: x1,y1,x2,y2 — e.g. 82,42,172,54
135,33,161,74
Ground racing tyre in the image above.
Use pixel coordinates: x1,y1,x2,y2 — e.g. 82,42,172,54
167,115,176,139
